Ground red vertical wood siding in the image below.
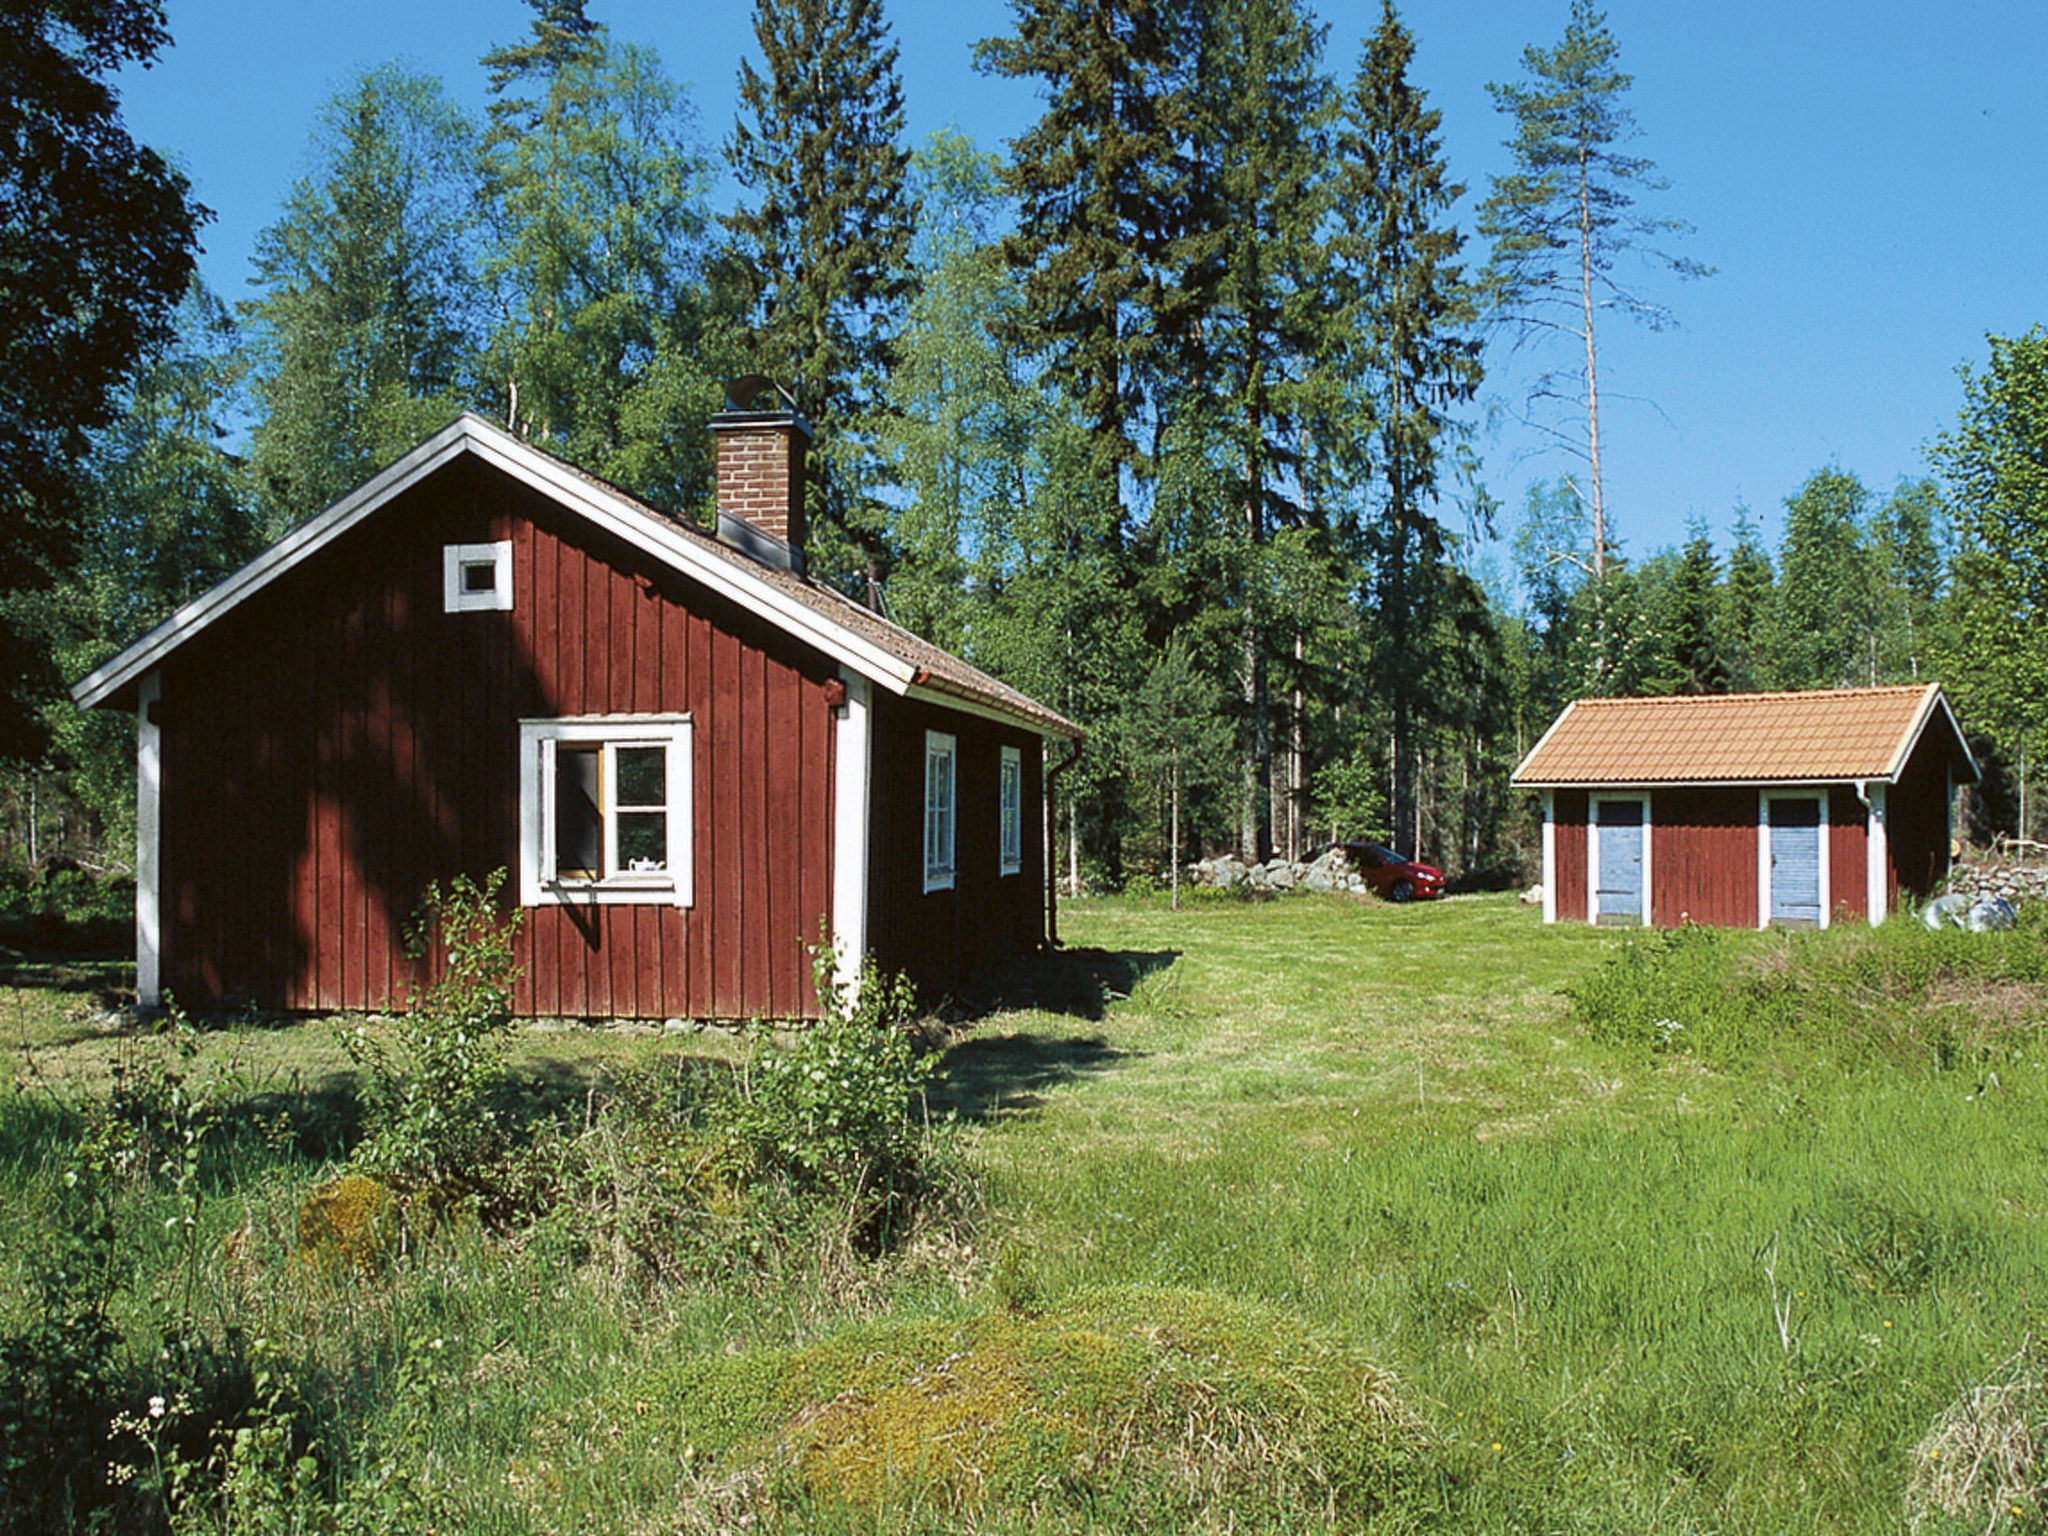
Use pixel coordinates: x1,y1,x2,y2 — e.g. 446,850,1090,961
1889,742,1954,904
1552,791,1588,922
863,692,1048,994
158,456,837,1019
1827,786,1869,924
1648,787,1758,928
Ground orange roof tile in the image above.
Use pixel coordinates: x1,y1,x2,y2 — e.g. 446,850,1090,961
1511,686,1976,787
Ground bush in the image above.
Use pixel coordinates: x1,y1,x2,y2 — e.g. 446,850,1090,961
342,871,522,1193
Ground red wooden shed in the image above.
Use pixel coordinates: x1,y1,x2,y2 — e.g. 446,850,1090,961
1511,686,1977,929
71,409,1083,1018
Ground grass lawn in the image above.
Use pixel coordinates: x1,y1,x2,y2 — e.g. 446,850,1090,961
6,892,2047,1533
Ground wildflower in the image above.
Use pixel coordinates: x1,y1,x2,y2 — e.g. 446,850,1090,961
148,1396,166,1420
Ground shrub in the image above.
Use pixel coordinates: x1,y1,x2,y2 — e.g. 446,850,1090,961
342,871,522,1192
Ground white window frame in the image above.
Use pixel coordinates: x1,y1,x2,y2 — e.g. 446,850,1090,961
519,716,692,906
1758,788,1830,930
924,729,956,893
444,540,513,612
999,745,1023,876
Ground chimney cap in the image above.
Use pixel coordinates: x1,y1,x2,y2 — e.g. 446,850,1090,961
722,373,801,415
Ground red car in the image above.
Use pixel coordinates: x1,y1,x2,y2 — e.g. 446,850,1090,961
1321,841,1445,903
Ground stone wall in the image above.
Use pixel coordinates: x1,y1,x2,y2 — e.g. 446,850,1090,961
1187,847,1373,895
1944,858,2048,907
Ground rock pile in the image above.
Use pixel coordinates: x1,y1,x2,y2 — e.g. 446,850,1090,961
1186,845,1374,895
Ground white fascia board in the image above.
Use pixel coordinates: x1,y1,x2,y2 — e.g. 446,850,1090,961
1508,700,1580,786
72,419,480,710
455,427,921,695
903,681,1080,741
73,413,923,712
1880,686,1980,786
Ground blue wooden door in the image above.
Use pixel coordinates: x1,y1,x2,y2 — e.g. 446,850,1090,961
1769,797,1822,927
1595,800,1644,925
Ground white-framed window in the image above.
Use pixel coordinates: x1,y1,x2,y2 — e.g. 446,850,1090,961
518,716,692,906
444,540,513,612
999,745,1023,876
924,730,956,892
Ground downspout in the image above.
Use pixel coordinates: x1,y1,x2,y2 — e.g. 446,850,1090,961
1044,735,1082,949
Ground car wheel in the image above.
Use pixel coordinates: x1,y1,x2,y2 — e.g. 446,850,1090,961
1390,879,1415,904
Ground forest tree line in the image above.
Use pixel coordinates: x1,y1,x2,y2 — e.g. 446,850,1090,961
7,0,2046,898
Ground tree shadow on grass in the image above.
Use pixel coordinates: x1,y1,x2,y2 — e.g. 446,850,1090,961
943,945,1181,1024
928,1031,1134,1124
926,945,1181,1123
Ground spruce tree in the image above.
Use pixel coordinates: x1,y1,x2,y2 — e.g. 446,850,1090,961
1332,0,1483,859
976,0,1197,533
724,0,918,590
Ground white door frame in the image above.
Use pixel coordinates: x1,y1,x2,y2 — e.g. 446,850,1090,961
1588,792,1651,927
1758,788,1830,930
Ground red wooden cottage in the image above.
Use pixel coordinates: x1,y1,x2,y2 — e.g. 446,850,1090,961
71,407,1082,1018
1511,686,1977,929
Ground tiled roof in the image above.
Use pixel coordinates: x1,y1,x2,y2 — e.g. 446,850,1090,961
1512,685,1975,787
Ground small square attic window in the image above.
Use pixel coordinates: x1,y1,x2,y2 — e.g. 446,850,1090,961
444,541,513,612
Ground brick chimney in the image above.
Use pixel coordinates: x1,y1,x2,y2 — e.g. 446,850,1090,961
711,379,812,575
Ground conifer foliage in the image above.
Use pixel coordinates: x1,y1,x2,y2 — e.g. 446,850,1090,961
725,0,918,586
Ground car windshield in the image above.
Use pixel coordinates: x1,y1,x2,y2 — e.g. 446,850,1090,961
1366,845,1408,866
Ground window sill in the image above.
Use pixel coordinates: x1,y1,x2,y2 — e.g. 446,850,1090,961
533,879,688,907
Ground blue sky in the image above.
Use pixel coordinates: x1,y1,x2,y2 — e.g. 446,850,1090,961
116,0,2047,575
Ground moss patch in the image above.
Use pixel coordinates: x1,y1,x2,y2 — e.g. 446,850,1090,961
602,1286,1425,1529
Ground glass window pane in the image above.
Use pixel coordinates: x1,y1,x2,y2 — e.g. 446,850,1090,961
615,746,665,808
616,811,667,871
555,746,601,877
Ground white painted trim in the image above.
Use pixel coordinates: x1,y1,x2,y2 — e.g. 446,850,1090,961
1865,781,1889,925
999,745,1023,876
904,681,1081,741
443,540,512,612
517,715,693,907
1588,793,1651,927
71,413,969,719
832,671,872,1005
1759,789,1831,929
1541,790,1556,924
923,729,957,893
136,670,162,1010
1511,699,1582,786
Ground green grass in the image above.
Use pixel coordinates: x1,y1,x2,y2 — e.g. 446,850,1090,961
7,896,2048,1532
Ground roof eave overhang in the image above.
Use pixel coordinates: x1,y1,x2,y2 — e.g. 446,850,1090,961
1513,775,1908,792
71,414,938,714
903,679,1085,742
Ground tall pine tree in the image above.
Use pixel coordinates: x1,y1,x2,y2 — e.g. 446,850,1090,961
977,0,1197,535
1476,0,1707,596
